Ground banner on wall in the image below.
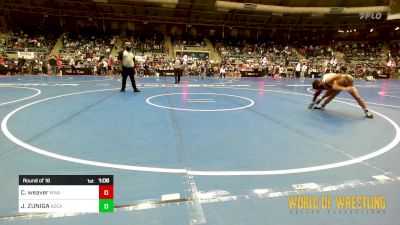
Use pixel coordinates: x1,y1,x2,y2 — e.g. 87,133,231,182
17,51,34,59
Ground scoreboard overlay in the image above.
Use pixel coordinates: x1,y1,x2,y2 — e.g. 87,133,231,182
18,175,114,213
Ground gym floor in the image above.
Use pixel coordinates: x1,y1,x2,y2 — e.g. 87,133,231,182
0,75,399,225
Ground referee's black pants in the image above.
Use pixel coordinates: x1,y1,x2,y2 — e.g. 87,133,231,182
121,66,137,90
174,68,182,84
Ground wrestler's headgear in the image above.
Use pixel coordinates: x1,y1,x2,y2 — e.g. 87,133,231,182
312,80,323,90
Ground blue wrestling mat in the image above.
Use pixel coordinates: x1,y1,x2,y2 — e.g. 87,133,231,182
0,75,399,225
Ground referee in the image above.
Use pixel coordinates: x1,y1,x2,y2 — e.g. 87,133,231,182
119,42,140,92
173,56,182,84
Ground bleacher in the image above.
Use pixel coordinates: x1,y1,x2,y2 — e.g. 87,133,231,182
1,31,57,55
0,27,398,78
60,29,117,60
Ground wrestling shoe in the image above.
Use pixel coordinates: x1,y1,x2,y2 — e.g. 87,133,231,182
365,110,373,119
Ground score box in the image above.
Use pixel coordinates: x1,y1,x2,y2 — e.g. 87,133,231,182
99,185,114,213
19,175,114,213
99,185,114,199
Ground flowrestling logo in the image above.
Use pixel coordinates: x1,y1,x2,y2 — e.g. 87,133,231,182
359,12,384,20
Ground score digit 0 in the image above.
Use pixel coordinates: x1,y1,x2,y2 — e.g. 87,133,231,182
99,185,113,199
